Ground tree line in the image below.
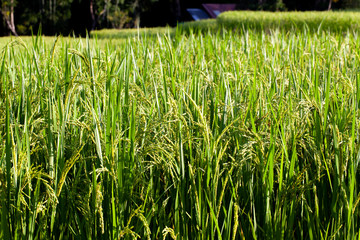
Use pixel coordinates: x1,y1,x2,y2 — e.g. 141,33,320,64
0,0,357,36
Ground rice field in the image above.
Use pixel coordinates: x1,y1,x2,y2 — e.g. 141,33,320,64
218,11,360,33
1,25,360,239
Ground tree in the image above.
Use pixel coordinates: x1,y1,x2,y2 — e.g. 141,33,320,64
126,0,159,28
174,0,181,20
90,0,96,30
1,0,17,36
328,0,340,10
328,0,333,9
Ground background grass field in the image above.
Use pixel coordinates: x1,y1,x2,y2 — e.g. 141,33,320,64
1,11,360,239
92,11,360,39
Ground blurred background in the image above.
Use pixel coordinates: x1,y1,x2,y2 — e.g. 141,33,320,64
0,0,357,36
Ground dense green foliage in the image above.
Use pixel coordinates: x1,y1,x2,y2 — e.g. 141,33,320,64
1,25,360,239
0,0,358,36
218,11,360,32
1,0,163,36
92,11,360,39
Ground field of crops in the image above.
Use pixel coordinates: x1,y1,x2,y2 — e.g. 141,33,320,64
217,11,360,32
1,12,360,239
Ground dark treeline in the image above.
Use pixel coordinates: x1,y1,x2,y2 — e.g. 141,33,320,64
0,0,358,36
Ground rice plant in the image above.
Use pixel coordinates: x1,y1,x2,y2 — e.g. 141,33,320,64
0,26,360,239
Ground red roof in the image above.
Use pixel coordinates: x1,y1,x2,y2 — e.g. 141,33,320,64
202,4,238,18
